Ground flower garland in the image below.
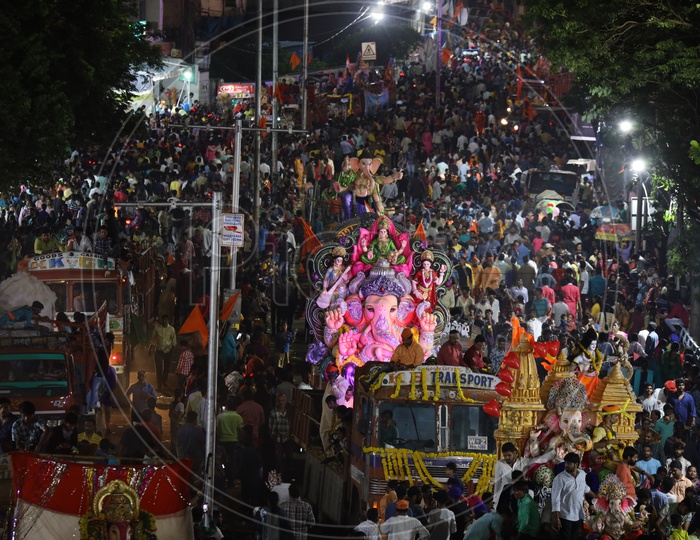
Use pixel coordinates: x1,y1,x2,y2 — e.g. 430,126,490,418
366,447,496,489
579,344,604,374
420,368,429,401
369,375,384,393
433,372,441,401
454,368,476,403
409,371,417,400
390,376,402,398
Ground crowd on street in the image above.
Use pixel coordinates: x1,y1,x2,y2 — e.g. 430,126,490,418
0,11,697,540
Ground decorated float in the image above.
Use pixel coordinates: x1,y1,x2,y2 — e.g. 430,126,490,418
300,208,640,530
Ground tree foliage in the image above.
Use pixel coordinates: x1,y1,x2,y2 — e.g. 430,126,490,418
524,1,700,201
0,0,162,186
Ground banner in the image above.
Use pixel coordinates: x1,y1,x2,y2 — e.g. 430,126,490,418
364,89,389,116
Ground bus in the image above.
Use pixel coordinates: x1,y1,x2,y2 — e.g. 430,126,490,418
296,365,500,523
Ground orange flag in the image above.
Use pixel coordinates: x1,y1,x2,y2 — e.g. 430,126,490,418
414,221,427,242
290,52,301,71
300,218,322,260
441,48,453,65
219,292,240,321
307,53,312,65
179,306,209,347
167,251,174,265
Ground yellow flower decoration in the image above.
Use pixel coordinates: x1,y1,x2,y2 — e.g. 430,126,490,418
409,371,417,400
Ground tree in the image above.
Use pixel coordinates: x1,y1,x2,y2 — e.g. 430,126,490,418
0,0,162,186
524,0,700,337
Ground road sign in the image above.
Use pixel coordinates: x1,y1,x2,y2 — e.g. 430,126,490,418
221,213,244,247
361,42,377,61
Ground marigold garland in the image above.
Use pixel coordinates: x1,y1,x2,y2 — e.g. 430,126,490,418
367,448,495,489
420,368,429,400
409,371,417,400
390,376,402,398
454,368,476,403
433,372,441,401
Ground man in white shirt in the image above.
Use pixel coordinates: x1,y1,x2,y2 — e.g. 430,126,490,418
551,452,591,540
354,508,380,540
510,278,529,305
380,500,429,540
493,441,554,507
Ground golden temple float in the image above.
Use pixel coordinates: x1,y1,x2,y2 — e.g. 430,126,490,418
494,335,641,458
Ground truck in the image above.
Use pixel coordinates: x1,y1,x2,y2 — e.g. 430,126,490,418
293,364,500,524
523,168,580,202
0,305,106,424
26,247,157,383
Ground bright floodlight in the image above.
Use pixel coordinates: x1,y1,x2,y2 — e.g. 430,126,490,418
422,1,432,11
372,9,384,22
619,119,633,133
630,158,646,173
500,118,508,125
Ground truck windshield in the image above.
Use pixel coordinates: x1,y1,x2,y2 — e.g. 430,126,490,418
0,353,68,396
46,282,68,313
450,405,498,453
72,283,119,314
377,403,436,451
528,171,578,197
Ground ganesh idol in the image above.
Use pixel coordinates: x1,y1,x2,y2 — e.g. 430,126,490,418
524,376,593,463
335,151,402,220
80,479,157,540
323,261,437,364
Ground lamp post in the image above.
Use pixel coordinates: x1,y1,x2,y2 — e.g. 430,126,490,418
630,158,647,251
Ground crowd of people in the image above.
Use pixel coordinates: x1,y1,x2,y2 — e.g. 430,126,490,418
0,8,695,540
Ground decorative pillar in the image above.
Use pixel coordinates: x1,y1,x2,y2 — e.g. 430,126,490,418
539,350,575,404
590,363,641,447
494,335,545,457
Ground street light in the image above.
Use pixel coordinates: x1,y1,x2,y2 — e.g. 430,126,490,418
422,1,432,11
630,157,648,250
619,119,633,133
630,158,646,173
372,9,384,22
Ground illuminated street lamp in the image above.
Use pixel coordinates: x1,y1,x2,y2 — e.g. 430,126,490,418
619,119,633,133
372,9,384,23
630,158,646,173
630,157,647,249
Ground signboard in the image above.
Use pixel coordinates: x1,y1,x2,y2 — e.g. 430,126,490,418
468,436,488,451
221,213,244,247
381,366,499,390
28,252,116,272
361,42,377,61
217,83,255,99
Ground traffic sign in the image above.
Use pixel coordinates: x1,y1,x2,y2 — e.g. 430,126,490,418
221,213,244,247
361,42,377,61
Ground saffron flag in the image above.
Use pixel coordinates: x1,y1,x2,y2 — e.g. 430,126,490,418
11,452,194,540
516,65,523,100
300,218,322,260
414,221,427,242
441,48,453,65
290,51,301,70
345,54,351,78
179,305,209,346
